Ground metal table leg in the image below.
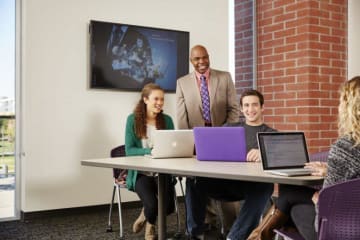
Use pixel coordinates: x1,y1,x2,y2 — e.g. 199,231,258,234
158,173,167,240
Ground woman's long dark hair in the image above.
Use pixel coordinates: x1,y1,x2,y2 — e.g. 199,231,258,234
134,83,166,139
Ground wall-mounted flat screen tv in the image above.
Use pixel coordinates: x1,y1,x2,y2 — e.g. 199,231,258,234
89,20,190,92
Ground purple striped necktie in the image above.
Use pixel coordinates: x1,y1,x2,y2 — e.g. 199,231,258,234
200,75,211,123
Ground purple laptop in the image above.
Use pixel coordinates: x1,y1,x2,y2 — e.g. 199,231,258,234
194,127,247,162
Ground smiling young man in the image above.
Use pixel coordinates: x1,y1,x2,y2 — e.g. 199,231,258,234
233,89,276,162
184,89,276,240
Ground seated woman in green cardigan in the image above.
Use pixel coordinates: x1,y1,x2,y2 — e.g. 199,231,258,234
125,83,175,240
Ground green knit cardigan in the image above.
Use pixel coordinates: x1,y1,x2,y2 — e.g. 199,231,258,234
124,113,174,191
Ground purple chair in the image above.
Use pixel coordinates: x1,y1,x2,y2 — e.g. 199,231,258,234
275,177,360,240
317,177,360,240
309,151,329,162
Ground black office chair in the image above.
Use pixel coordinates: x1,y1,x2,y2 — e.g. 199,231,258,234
106,145,182,239
106,145,126,239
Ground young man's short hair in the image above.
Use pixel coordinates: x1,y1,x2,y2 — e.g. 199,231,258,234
240,89,264,107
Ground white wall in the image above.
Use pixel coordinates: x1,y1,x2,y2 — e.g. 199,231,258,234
21,0,230,212
348,0,360,78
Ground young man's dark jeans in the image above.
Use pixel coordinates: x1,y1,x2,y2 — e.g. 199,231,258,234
186,177,273,240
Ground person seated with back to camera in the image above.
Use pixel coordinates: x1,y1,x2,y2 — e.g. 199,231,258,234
247,76,360,240
185,89,276,240
124,83,175,240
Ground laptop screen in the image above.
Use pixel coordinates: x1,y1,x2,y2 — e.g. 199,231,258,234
257,132,310,170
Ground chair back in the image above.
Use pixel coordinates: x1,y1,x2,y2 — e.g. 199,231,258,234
318,177,360,240
309,151,329,162
110,145,126,179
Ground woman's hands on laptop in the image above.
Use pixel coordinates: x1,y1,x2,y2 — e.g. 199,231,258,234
246,149,261,162
304,161,328,177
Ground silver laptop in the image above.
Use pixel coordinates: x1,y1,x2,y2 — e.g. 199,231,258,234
257,132,314,176
150,129,194,158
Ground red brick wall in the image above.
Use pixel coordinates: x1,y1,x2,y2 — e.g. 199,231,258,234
254,0,347,153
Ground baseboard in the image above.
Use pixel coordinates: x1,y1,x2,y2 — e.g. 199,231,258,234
20,200,142,221
20,196,184,222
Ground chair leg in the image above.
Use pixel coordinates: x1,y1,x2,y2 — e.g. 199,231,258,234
274,233,282,240
115,184,124,239
178,176,190,237
174,187,182,238
107,185,116,232
215,200,225,237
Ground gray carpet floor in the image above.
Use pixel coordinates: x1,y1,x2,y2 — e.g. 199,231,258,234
0,203,224,240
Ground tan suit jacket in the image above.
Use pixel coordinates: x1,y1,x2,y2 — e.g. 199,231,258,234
176,69,239,129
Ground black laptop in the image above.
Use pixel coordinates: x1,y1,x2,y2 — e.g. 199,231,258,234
257,132,314,176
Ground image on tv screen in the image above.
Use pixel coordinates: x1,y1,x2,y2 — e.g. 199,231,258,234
89,20,190,92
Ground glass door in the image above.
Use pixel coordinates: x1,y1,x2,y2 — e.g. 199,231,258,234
0,0,17,220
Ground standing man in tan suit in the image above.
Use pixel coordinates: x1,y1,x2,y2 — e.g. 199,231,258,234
176,45,239,128
176,45,240,238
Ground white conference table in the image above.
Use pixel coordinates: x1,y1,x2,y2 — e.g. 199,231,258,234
81,156,323,239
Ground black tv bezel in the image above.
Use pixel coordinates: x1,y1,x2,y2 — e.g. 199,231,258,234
89,20,190,92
